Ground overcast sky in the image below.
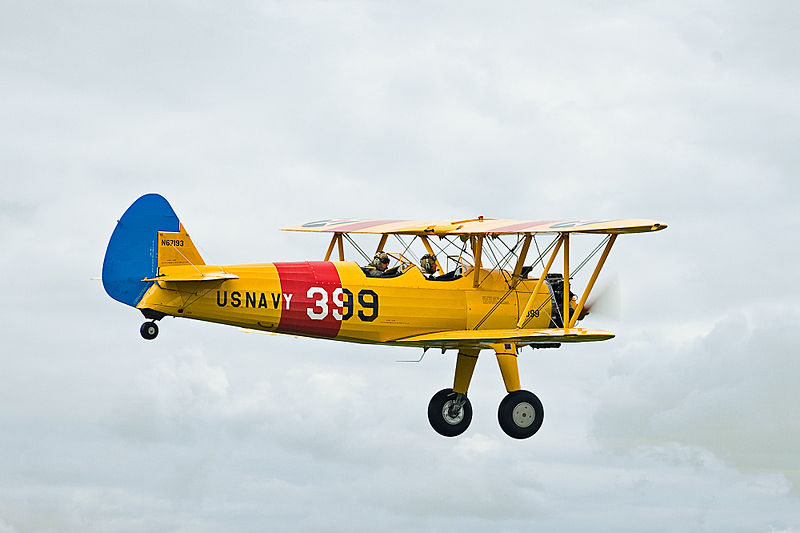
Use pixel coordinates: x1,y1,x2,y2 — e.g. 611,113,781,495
1,1,799,531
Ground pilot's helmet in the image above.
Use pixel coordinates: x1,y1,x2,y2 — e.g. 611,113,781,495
420,254,436,274
372,251,390,268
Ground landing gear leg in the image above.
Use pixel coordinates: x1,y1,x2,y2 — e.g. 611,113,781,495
493,343,544,439
140,321,159,340
427,348,479,437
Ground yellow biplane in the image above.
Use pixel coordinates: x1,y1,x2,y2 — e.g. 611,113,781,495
103,194,666,439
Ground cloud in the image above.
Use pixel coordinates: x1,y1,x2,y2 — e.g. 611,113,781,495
592,307,800,491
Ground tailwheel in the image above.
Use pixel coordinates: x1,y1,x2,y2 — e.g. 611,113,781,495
428,388,472,437
498,390,544,439
140,321,159,340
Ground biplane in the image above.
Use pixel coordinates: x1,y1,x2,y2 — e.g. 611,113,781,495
102,194,666,439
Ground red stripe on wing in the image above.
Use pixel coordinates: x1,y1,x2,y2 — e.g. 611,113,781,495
275,262,343,338
320,219,403,233
480,220,560,233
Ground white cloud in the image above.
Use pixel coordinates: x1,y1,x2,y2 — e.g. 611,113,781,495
592,308,800,491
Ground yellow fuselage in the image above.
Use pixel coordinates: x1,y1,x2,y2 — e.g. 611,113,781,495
137,262,555,344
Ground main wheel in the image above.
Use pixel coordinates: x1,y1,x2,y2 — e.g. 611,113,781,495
140,321,159,340
498,390,544,439
427,388,472,437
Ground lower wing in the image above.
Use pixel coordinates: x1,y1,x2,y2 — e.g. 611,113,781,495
392,328,614,350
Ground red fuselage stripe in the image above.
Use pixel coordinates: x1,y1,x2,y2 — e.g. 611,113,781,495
275,262,343,338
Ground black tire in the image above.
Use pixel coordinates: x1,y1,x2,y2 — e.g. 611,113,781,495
427,388,472,437
140,321,159,340
498,390,544,439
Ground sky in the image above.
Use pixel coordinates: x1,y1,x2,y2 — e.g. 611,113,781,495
1,1,799,531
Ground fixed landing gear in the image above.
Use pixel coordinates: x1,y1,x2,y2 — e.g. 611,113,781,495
139,309,165,340
498,390,544,439
428,343,545,439
140,321,159,340
428,388,473,437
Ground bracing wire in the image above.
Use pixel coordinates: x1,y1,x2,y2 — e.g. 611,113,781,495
393,234,419,263
571,235,611,278
342,233,372,263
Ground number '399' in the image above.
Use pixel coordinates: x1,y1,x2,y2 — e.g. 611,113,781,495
306,287,378,322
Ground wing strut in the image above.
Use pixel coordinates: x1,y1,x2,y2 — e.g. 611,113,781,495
511,234,533,288
420,235,444,275
472,235,484,288
323,233,345,261
563,233,569,334
375,233,388,254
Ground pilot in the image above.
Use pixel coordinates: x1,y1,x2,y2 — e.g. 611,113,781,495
420,253,437,278
366,251,391,277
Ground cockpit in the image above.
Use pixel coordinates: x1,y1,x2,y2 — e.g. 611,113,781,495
360,251,465,281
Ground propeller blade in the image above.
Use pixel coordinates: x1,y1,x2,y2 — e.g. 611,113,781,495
582,274,622,321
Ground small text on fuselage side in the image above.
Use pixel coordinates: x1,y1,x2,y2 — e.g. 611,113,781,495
216,291,293,310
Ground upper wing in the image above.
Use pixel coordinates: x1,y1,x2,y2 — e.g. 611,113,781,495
391,328,614,350
282,218,666,235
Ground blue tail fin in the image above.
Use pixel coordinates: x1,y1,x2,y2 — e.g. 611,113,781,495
102,194,180,307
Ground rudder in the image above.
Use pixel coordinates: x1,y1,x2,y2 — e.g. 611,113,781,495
102,194,204,307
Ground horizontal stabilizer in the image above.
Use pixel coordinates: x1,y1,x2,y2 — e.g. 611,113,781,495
392,328,614,349
143,265,238,282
